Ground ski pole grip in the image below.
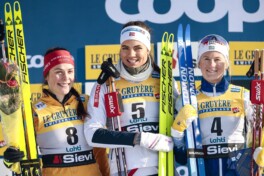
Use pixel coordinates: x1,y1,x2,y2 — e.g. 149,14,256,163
261,49,264,79
250,49,264,104
254,49,259,77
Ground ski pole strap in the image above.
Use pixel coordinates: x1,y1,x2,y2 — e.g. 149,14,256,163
105,92,122,117
246,61,255,77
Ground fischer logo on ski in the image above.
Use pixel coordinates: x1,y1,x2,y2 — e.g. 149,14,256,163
159,32,174,176
3,1,41,175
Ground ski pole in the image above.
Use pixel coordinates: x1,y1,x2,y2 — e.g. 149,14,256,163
105,78,122,176
108,75,128,176
256,49,264,176
0,19,7,62
99,58,128,176
250,49,264,176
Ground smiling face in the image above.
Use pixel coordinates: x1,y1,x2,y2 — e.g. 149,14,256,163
45,63,75,102
198,51,229,84
120,39,149,68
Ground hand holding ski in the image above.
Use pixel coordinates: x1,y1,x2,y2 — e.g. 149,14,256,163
175,24,205,176
253,146,264,168
1,2,41,175
171,104,197,135
140,132,173,152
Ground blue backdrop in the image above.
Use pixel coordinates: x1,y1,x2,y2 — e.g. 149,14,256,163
0,0,264,85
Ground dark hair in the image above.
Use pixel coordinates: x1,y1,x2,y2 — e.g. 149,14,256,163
70,88,88,119
43,47,87,119
122,21,160,73
122,21,152,34
44,47,69,56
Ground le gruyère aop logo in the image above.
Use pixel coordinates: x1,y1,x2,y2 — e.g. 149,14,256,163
121,84,155,99
198,100,231,114
43,109,80,127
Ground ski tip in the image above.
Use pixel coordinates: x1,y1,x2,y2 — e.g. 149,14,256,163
185,24,191,36
178,23,183,30
186,24,190,30
14,1,21,12
5,2,12,13
177,24,183,36
162,32,169,42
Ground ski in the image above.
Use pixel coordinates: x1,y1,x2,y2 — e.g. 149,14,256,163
4,1,41,175
176,24,205,175
159,32,174,176
185,24,206,175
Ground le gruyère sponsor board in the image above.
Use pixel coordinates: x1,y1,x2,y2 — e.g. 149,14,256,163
85,44,155,80
230,42,264,76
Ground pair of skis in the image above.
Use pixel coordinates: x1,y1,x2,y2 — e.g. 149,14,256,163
3,1,41,176
250,49,264,176
176,24,205,176
159,32,174,176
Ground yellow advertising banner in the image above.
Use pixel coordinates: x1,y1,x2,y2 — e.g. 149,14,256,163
229,42,264,76
85,44,154,80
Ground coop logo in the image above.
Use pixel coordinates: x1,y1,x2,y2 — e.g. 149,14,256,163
27,55,43,68
26,55,74,68
105,0,264,32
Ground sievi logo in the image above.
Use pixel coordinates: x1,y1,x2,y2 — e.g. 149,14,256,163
105,0,264,32
43,151,95,167
206,144,238,156
63,152,93,163
124,123,158,133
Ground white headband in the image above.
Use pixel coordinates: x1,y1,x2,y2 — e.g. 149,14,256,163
197,34,229,65
120,26,151,51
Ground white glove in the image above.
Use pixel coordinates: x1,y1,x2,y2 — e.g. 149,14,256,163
139,132,173,152
253,147,264,167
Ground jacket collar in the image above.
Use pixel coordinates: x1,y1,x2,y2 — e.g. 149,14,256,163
200,77,229,93
43,88,73,105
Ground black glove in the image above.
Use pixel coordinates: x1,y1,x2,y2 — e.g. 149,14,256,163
0,19,5,41
4,146,25,163
193,58,197,68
